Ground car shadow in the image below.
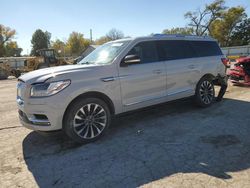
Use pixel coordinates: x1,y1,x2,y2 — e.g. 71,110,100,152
22,98,250,187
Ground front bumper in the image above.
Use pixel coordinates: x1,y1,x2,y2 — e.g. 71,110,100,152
17,95,67,132
18,109,52,131
229,73,250,86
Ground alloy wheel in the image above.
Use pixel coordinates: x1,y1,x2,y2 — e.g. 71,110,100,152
199,81,214,104
73,103,107,139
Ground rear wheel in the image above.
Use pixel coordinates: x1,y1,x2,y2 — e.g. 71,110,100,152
63,98,111,144
195,77,215,107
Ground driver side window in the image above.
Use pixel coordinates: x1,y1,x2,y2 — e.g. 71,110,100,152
127,41,158,64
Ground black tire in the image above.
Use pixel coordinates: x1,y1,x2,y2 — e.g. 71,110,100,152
195,76,215,107
63,98,111,144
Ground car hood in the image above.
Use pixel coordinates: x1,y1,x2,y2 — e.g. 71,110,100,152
19,64,96,84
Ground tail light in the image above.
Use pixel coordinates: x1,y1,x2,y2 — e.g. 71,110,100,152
221,58,229,67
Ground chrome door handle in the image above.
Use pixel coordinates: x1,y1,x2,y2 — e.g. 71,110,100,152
153,70,162,74
188,65,195,69
101,77,115,82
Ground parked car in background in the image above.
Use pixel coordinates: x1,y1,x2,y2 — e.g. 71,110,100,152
229,56,250,86
17,34,226,143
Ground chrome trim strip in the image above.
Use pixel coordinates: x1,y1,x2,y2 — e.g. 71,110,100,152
28,117,50,125
124,95,166,106
101,75,131,82
167,89,193,96
117,75,130,79
124,89,193,106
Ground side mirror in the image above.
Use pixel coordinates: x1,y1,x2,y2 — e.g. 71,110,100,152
121,55,141,67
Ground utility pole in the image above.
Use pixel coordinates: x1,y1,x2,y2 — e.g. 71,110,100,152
90,29,93,43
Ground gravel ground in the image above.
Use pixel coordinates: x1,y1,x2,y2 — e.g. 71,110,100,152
0,78,250,188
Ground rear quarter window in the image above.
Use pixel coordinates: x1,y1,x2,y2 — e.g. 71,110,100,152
157,40,196,61
190,41,222,57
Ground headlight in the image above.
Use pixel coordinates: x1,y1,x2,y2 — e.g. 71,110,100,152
30,80,70,97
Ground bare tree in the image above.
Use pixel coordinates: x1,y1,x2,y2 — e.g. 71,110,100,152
106,28,124,40
185,0,226,36
162,27,194,35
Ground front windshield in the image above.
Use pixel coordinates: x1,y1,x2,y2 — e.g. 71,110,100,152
78,41,130,65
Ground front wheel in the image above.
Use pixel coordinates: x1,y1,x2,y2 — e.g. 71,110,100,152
63,98,111,144
195,77,215,107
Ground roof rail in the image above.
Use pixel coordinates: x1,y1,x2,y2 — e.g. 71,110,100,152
152,34,211,39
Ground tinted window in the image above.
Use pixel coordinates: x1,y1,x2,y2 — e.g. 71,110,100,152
127,41,158,63
157,40,196,61
190,41,222,57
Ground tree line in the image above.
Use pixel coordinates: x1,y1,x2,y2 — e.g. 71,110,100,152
0,24,22,57
163,0,250,47
50,28,124,57
0,25,124,57
0,26,125,57
0,0,249,57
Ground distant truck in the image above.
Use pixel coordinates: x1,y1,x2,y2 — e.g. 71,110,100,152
0,57,29,79
0,49,70,80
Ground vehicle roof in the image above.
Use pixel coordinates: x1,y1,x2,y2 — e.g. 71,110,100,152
114,34,216,43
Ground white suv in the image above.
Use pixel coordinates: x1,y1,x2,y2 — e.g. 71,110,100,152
17,34,226,143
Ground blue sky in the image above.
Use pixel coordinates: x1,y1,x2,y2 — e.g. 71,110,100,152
1,0,250,54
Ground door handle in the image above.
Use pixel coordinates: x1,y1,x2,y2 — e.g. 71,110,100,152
188,65,196,69
153,70,162,74
101,77,115,82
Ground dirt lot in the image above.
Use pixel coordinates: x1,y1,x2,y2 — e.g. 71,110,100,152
0,79,250,188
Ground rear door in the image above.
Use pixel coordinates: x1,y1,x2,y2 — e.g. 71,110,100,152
118,41,167,109
157,40,200,99
190,40,225,77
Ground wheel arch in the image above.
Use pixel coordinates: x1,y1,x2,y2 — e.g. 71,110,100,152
199,73,222,86
200,73,216,81
63,91,115,121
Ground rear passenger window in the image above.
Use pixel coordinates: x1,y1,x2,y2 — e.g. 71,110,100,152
127,41,158,63
190,41,222,57
157,40,196,61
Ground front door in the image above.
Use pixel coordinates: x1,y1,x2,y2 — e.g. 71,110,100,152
118,41,166,109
